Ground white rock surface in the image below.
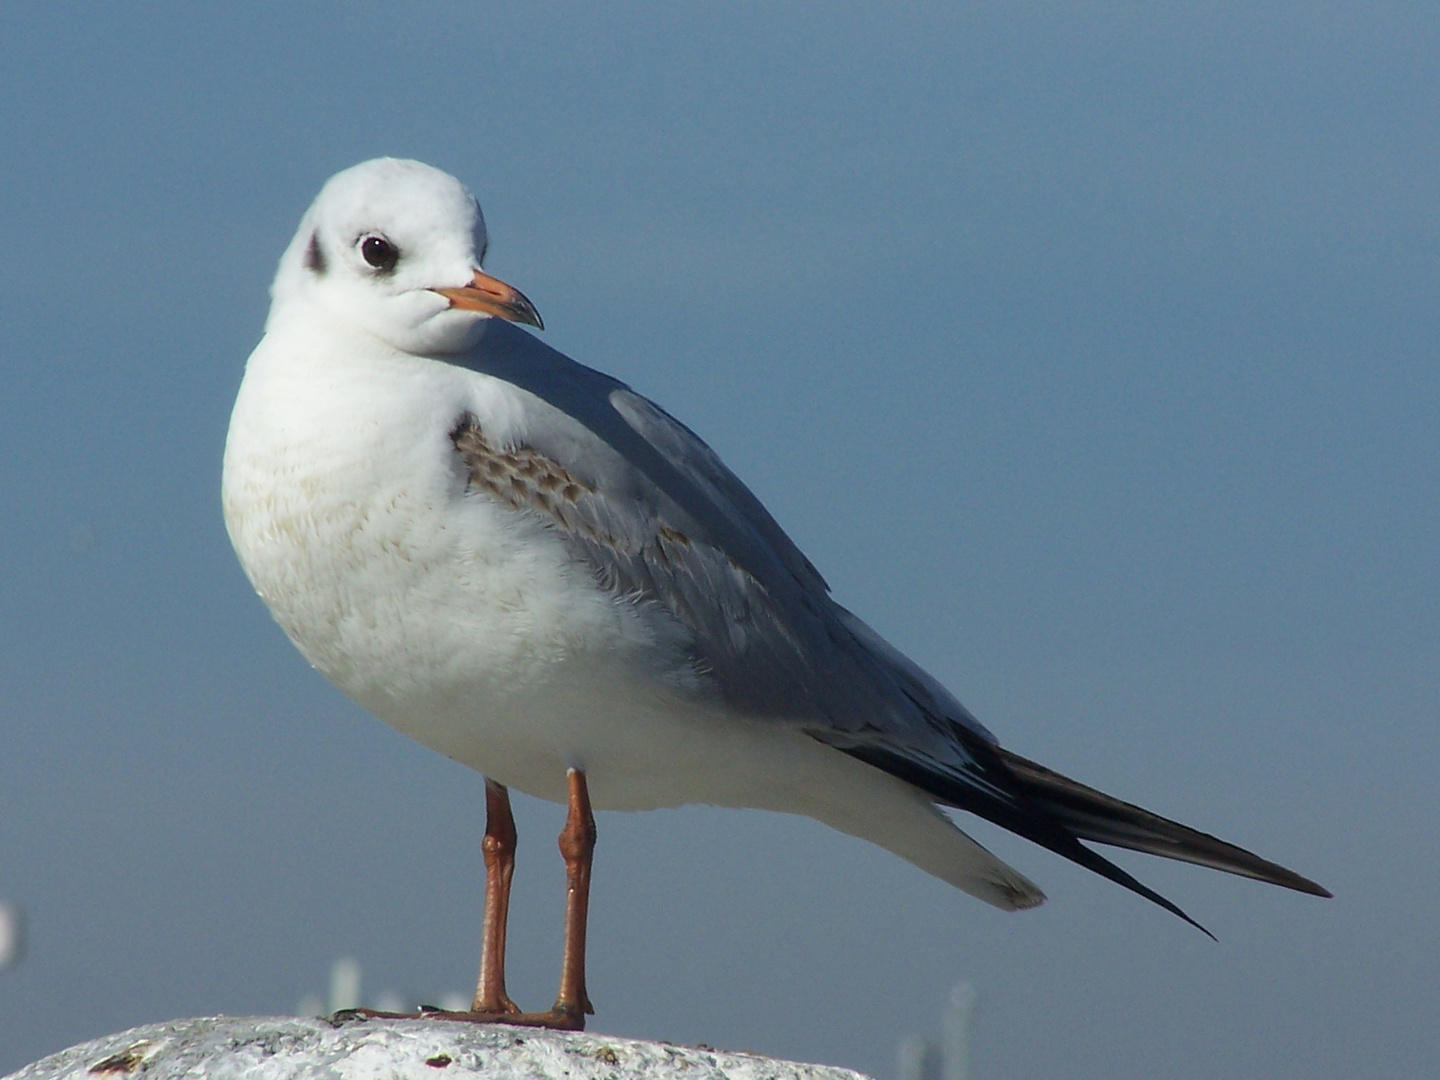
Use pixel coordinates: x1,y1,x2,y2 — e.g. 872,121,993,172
3,1015,873,1080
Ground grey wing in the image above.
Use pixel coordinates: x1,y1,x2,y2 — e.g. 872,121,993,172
450,324,1336,925
451,320,995,761
449,408,856,727
606,386,1000,744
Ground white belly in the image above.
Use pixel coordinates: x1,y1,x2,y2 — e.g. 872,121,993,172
222,330,817,810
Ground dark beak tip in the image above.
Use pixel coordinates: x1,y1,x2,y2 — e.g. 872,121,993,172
512,290,545,332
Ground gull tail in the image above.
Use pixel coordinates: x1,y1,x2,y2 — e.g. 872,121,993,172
994,747,1332,898
841,741,1329,938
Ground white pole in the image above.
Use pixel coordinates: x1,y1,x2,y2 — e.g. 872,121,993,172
0,903,23,973
940,982,978,1080
897,1033,936,1080
329,957,362,1012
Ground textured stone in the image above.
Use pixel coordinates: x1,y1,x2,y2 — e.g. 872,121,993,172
4,1015,872,1080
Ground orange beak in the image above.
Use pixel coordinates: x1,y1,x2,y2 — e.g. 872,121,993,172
433,268,544,330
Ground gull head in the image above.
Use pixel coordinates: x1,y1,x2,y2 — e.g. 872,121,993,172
268,158,542,356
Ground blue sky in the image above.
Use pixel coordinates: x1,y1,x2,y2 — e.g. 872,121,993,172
2,5,1437,1077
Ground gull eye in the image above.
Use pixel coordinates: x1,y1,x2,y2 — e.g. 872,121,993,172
360,235,399,273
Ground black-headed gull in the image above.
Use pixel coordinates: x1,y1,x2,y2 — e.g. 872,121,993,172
222,158,1328,1029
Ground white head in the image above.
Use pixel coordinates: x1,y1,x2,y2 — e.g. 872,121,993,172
268,158,542,355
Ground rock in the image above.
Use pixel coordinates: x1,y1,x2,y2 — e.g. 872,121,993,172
3,1015,873,1080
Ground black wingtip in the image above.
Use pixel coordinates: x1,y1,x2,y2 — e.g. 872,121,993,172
836,743,1219,933
1055,829,1217,940
992,747,1333,900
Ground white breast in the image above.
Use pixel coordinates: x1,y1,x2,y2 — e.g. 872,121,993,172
223,317,707,794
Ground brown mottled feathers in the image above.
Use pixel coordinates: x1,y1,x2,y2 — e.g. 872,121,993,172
452,415,598,531
450,414,697,563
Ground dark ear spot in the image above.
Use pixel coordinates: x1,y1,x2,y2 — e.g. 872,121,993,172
304,231,326,275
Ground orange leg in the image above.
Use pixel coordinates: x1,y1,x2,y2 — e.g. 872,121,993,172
473,779,520,1014
337,770,597,1031
551,768,597,1022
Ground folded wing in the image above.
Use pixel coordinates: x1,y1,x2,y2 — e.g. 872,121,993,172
449,320,1330,930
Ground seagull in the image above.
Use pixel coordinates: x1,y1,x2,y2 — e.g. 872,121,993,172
222,158,1329,1030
